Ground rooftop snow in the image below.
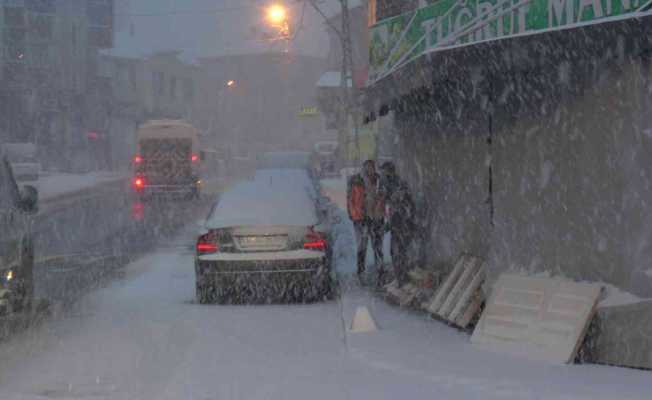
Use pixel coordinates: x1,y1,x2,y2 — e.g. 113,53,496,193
317,71,352,88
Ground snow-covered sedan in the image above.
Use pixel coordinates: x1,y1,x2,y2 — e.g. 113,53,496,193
194,169,333,304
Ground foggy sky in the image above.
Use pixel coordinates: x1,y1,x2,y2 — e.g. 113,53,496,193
111,0,355,62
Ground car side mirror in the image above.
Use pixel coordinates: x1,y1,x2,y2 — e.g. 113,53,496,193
19,185,38,214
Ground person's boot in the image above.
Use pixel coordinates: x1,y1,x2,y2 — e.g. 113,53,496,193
376,268,387,289
356,265,366,286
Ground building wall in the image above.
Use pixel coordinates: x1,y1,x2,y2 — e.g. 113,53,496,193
390,18,652,297
0,1,113,172
0,6,4,82
143,52,199,120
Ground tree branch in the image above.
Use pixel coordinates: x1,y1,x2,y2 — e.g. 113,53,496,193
305,0,345,41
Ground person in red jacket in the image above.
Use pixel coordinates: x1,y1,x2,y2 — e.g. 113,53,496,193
347,160,385,283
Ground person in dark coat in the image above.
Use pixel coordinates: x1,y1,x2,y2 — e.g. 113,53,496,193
347,160,385,282
380,161,416,286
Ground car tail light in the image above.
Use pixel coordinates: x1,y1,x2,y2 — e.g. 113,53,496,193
133,176,145,190
304,229,327,251
191,154,199,162
134,155,143,164
197,231,219,254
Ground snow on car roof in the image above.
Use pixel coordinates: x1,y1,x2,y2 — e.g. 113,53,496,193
205,169,318,229
253,168,317,198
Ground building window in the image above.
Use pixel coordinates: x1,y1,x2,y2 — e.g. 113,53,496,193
153,71,165,96
30,14,54,40
72,24,78,47
183,78,194,101
170,76,177,100
129,65,138,91
6,27,26,42
4,7,26,27
31,44,52,68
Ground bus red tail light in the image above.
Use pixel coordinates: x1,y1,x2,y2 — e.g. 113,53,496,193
304,230,327,252
197,232,219,254
133,176,146,190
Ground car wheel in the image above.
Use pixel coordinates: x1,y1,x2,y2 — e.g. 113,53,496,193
213,283,231,305
196,283,211,304
18,236,34,311
319,276,334,301
312,268,334,302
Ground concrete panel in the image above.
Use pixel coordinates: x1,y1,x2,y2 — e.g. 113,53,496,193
589,301,652,370
471,274,601,363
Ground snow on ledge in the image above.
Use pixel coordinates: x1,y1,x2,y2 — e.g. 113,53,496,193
598,283,646,308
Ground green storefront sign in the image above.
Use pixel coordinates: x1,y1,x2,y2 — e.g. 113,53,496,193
369,0,651,84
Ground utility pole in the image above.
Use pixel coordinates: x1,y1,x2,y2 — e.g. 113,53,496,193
339,0,361,166
307,0,361,166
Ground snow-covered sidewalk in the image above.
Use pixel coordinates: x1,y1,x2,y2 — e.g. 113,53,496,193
326,176,651,400
337,285,650,399
37,171,125,201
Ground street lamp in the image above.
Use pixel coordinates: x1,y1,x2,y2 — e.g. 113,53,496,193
266,4,287,26
265,3,291,52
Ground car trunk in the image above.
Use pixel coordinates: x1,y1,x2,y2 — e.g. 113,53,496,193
214,225,308,253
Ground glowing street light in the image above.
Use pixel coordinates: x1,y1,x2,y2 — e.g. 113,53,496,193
226,80,236,88
266,4,287,26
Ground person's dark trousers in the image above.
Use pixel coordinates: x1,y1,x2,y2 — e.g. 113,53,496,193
354,218,385,275
368,218,384,271
390,226,412,285
353,220,368,275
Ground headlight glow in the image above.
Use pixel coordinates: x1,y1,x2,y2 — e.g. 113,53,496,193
5,270,13,281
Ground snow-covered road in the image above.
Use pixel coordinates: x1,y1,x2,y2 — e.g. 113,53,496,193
0,221,650,399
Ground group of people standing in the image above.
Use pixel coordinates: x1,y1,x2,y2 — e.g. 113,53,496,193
346,160,416,286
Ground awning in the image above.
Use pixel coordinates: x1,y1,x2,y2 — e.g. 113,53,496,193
364,9,652,119
368,1,652,87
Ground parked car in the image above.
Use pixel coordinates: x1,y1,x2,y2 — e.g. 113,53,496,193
2,143,40,182
312,141,339,178
0,150,39,316
194,168,334,304
255,151,321,193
